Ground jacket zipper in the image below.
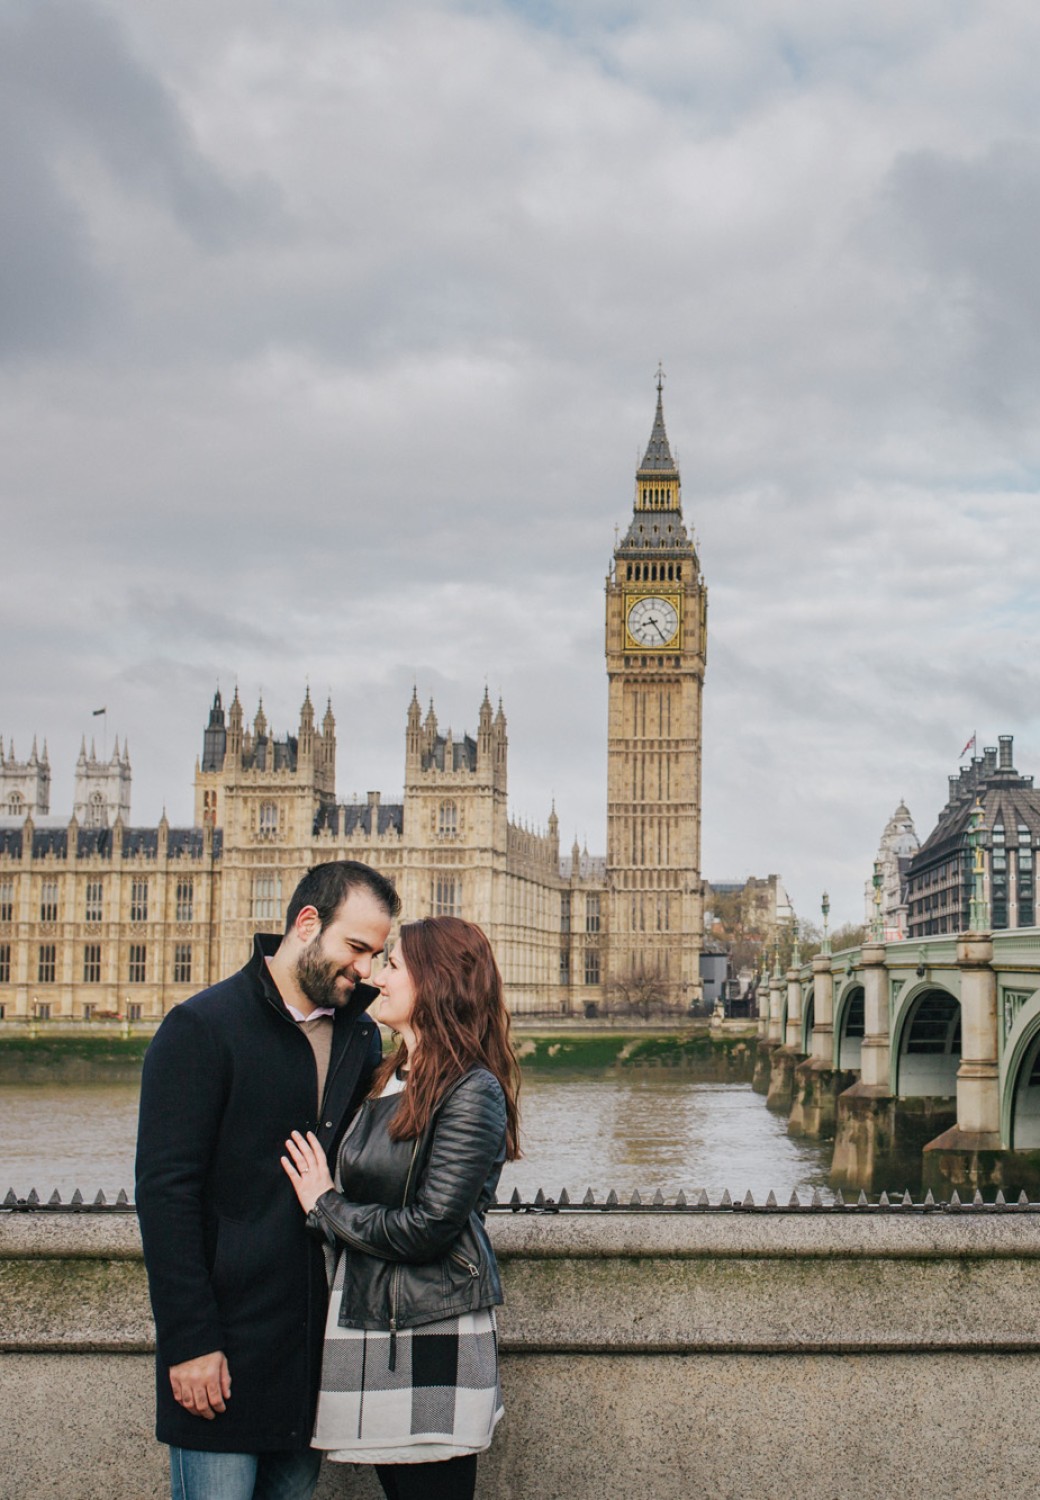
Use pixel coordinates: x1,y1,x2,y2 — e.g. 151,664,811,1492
389,1136,422,1371
449,1249,480,1277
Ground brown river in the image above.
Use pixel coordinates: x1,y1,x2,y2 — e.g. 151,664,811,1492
0,1075,833,1203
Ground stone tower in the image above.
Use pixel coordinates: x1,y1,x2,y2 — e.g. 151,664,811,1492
0,736,51,817
73,737,131,827
604,371,707,1007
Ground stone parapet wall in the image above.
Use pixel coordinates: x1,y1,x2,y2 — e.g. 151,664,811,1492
3,1210,1040,1498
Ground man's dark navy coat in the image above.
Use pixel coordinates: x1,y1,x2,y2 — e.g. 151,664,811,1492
135,935,381,1452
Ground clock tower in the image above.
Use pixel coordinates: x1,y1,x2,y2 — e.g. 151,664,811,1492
605,371,707,1008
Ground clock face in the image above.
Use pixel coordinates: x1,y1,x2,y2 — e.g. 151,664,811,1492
627,595,679,647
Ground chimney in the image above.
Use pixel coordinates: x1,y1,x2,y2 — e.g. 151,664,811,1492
999,734,1014,771
983,746,997,774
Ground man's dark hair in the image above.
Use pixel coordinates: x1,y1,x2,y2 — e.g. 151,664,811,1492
284,860,401,933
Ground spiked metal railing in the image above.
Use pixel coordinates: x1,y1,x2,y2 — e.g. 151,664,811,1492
5,1185,1040,1213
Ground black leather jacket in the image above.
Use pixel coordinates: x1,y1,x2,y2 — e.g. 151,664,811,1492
308,1066,507,1332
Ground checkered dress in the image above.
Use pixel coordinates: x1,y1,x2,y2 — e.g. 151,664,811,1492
312,1252,503,1464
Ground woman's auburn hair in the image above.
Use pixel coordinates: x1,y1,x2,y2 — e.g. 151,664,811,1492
370,915,521,1161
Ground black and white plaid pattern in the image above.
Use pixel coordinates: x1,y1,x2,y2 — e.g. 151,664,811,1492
313,1285,502,1454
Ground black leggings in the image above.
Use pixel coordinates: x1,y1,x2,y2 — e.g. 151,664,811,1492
375,1454,477,1500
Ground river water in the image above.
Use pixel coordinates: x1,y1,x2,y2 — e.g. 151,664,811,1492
0,1075,832,1202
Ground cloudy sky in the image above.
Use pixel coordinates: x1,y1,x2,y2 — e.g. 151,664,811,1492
3,0,1040,927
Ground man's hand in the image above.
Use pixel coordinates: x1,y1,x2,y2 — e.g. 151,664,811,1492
169,1350,231,1419
281,1129,335,1213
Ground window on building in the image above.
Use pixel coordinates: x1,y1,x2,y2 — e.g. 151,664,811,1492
173,943,192,984
175,878,194,923
559,949,570,985
128,944,147,984
83,944,101,984
203,789,218,827
35,1001,51,1020
560,892,571,935
437,801,458,838
0,878,13,923
585,894,601,934
7,791,23,816
1018,825,1034,928
252,875,282,923
0,943,10,984
433,876,462,917
991,824,1007,929
127,1002,143,1022
86,790,106,829
584,948,600,986
130,878,149,922
40,879,59,923
84,879,103,923
258,802,278,836
38,944,56,984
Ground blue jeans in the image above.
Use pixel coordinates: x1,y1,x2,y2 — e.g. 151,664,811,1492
169,1446,322,1500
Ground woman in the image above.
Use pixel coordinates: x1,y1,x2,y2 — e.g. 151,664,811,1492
281,915,520,1500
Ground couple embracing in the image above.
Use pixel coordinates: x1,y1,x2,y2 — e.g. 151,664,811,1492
136,860,520,1500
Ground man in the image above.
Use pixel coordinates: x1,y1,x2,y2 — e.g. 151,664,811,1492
136,859,400,1500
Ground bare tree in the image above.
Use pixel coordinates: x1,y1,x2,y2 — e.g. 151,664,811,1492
606,961,678,1020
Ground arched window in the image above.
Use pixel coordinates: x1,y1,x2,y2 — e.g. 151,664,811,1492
258,802,278,836
438,801,458,838
7,792,23,816
87,790,106,828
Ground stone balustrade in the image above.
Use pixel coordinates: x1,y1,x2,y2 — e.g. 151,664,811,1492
3,1202,1040,1498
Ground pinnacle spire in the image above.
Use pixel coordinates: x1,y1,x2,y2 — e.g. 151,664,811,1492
638,366,677,474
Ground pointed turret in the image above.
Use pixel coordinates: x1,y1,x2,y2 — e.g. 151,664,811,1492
228,687,244,760
322,696,336,777
253,698,267,741
406,687,423,773
299,686,315,762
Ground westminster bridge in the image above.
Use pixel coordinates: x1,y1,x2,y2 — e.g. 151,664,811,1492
756,926,1040,1195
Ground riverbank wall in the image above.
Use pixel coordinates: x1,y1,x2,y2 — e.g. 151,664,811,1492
3,1205,1038,1499
0,1026,758,1082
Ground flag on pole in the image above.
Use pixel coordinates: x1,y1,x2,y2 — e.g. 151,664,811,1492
960,733,976,757
92,707,107,717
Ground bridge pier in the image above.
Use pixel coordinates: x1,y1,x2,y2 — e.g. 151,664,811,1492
830,944,956,1190
752,969,783,1093
924,933,1040,1196
766,964,806,1112
789,953,856,1138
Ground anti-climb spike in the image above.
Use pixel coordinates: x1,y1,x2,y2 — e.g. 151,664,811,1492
559,1188,570,1206
583,1188,596,1206
789,1191,801,1208
766,1190,777,1209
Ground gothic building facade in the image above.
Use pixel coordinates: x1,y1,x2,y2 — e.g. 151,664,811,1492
905,736,1040,937
0,382,707,1020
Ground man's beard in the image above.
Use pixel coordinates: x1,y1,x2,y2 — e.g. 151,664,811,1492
295,935,359,1009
